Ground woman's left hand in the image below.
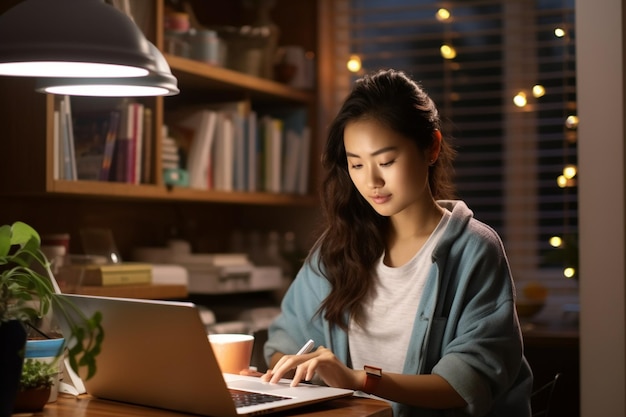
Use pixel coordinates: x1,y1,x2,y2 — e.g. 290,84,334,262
261,346,363,389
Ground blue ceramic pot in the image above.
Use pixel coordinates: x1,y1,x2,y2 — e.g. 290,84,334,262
25,337,65,359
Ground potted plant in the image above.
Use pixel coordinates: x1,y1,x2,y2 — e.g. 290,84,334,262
12,358,57,412
0,221,103,416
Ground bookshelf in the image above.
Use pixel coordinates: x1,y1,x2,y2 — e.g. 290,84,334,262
0,0,321,267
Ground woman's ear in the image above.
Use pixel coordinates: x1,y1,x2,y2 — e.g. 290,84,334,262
430,130,442,164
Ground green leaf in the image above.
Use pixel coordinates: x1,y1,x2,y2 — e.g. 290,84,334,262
10,221,41,248
0,225,11,258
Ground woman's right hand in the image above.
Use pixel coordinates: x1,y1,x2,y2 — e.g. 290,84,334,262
261,346,364,390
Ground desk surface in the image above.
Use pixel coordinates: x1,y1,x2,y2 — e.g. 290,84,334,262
43,394,392,417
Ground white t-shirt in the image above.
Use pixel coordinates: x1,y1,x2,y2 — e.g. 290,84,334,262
349,210,451,373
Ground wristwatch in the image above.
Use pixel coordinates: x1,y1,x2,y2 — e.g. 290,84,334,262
362,365,382,394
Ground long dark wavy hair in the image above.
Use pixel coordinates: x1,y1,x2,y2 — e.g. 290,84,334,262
309,69,457,330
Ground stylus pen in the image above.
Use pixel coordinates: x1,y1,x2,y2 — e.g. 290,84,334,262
296,339,315,355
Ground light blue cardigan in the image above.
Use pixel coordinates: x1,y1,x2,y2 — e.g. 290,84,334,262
264,200,533,417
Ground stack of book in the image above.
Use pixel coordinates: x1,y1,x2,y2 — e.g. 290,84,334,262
73,262,153,287
169,101,311,194
54,96,154,185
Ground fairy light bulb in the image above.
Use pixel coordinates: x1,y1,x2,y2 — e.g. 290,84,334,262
347,55,361,73
565,115,579,129
564,267,576,278
436,8,451,21
440,44,456,59
563,165,577,179
550,236,563,248
513,92,527,107
532,85,545,98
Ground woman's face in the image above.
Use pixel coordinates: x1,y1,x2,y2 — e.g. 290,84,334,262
344,118,433,217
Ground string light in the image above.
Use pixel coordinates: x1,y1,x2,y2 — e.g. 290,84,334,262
346,54,361,73
557,175,577,188
440,44,456,59
532,85,545,98
565,115,579,129
550,236,563,248
563,165,577,179
563,267,576,278
554,27,566,38
513,91,527,107
436,8,451,22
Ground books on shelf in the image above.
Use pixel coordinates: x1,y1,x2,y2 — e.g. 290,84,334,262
99,110,121,181
246,110,258,192
175,109,218,190
112,101,145,184
141,107,154,184
260,115,283,193
53,98,152,185
72,109,109,181
55,95,77,181
53,96,311,195
78,262,153,286
261,107,311,195
168,101,311,195
205,100,251,192
296,126,311,195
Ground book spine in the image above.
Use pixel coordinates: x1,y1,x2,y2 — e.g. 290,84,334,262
132,103,145,185
83,268,152,286
99,110,121,181
141,107,153,184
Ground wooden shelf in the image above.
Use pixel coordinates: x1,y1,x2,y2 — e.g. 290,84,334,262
166,54,315,104
45,180,317,206
78,284,188,300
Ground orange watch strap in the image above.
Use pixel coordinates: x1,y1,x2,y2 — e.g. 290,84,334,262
362,365,382,393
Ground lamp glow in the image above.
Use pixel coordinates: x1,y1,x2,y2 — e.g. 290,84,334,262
35,42,179,97
0,62,148,78
43,85,169,97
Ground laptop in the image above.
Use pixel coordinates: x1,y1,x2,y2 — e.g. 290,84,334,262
54,294,353,416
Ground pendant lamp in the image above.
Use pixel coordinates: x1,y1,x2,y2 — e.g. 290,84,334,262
0,0,157,78
35,43,180,97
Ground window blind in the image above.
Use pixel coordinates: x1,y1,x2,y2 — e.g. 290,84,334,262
325,0,577,291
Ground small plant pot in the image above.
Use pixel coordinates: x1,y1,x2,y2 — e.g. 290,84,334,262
25,337,65,402
13,387,51,413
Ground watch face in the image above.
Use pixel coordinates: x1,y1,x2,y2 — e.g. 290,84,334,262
364,365,382,377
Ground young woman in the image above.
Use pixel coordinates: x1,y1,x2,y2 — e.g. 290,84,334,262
261,69,533,416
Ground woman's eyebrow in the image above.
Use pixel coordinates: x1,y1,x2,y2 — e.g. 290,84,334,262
345,146,398,158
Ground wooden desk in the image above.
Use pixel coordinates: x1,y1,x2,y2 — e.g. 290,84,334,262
44,393,393,417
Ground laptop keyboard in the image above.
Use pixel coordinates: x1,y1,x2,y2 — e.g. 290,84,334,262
229,389,291,408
